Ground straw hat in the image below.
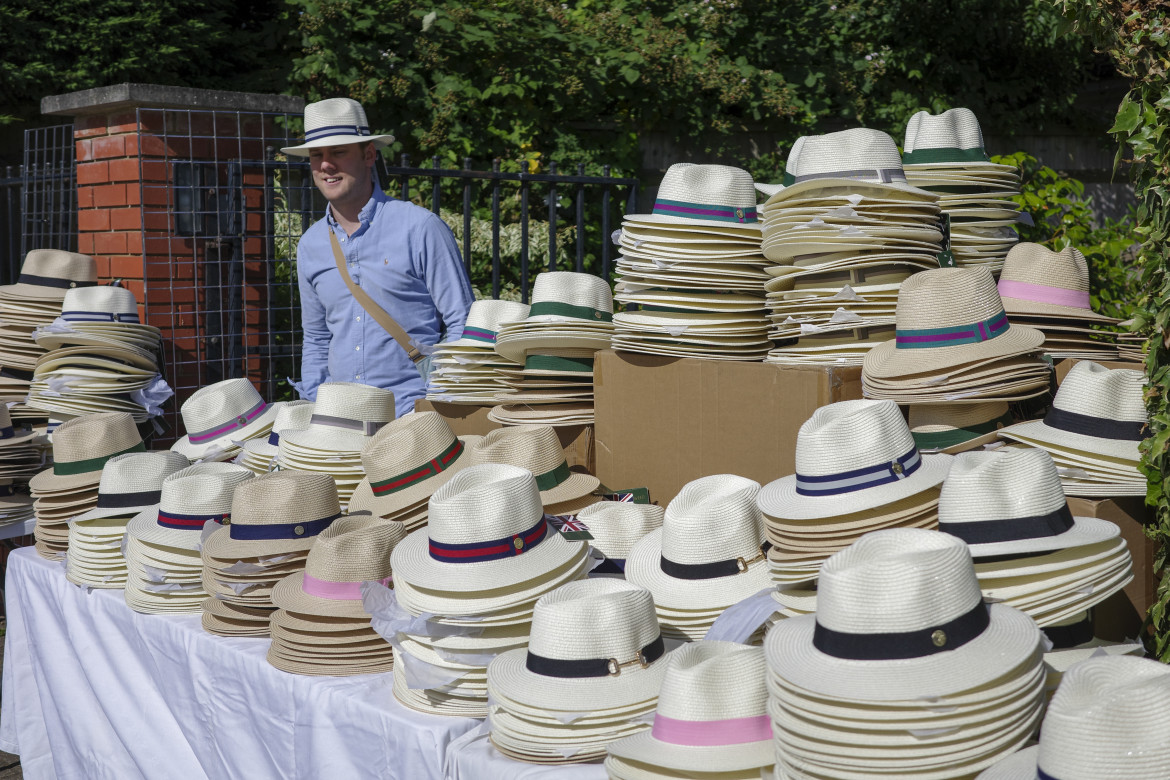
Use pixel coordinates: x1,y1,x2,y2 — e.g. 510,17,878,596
977,656,1170,780
280,97,394,156
237,399,314,462
576,501,665,565
29,411,144,493
127,462,255,550
909,401,1014,453
170,378,281,460
35,285,161,351
624,164,760,228
488,578,671,711
71,450,190,523
998,243,1119,323
465,424,599,506
902,107,999,168
278,381,395,453
494,272,614,363
200,471,341,558
441,299,531,349
0,249,97,300
0,403,39,448
607,641,773,773
758,399,951,520
766,528,1042,701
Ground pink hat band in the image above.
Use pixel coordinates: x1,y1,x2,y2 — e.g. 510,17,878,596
301,573,391,600
650,713,772,747
997,279,1090,310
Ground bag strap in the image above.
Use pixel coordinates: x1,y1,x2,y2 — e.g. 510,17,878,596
328,226,424,365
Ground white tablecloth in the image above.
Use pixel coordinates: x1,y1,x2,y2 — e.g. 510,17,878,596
444,723,607,780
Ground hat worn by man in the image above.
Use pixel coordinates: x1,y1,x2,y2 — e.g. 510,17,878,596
171,378,282,461
465,424,599,508
280,97,395,157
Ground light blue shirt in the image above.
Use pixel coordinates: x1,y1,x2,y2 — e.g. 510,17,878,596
295,187,474,416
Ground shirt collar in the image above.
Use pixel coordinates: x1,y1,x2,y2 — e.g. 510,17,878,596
325,186,391,232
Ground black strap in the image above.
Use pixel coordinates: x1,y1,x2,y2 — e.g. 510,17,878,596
1043,406,1147,441
95,489,163,509
812,601,990,660
590,558,626,575
18,274,96,290
524,635,664,678
939,505,1074,546
1043,612,1095,650
0,368,33,382
659,541,772,580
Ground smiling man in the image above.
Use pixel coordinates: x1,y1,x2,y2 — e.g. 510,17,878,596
282,97,473,416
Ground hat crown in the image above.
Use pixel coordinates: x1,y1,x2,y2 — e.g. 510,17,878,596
662,474,763,565
895,267,1005,331
1000,242,1089,293
97,450,189,495
796,399,916,478
655,642,767,722
1052,361,1146,423
938,449,1066,528
903,108,985,153
1038,656,1170,779
909,401,1009,431
360,410,458,478
527,578,661,661
303,516,404,584
576,501,665,559
179,378,267,433
529,271,613,314
655,163,758,209
426,463,544,546
311,381,396,425
463,299,530,333
159,462,253,515
466,424,566,475
230,471,340,527
20,249,97,284
60,285,138,315
271,400,313,435
303,97,371,135
786,128,905,182
52,411,141,467
817,528,984,634
0,404,14,430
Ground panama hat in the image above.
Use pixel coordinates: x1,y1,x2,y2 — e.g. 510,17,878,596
902,108,1007,169
0,403,39,448
465,424,599,507
235,399,313,470
441,299,531,350
127,462,255,551
0,249,98,301
607,641,773,773
576,501,665,569
909,402,1014,453
200,470,341,559
29,411,144,494
494,272,614,364
977,656,1170,780
624,164,761,229
34,285,161,351
278,381,395,453
280,97,394,156
998,243,1120,323
72,449,190,523
170,378,281,460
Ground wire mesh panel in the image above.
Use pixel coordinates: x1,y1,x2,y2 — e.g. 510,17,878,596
0,167,23,285
19,124,77,283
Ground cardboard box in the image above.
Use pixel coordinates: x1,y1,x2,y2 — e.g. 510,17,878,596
593,350,862,506
413,399,595,472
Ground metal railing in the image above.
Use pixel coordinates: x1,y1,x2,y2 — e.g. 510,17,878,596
22,124,77,277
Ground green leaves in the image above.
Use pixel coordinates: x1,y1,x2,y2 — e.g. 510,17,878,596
1110,94,1143,134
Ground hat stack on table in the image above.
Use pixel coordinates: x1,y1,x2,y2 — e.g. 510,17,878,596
123,462,254,614
902,108,1024,272
200,471,342,637
765,528,1047,780
626,474,771,642
466,424,600,515
347,410,479,532
611,163,771,361
234,400,314,475
486,579,675,764
0,404,49,534
490,272,614,427
170,378,284,464
909,401,1016,455
388,463,590,717
1117,328,1145,362
65,450,189,588
758,128,944,366
606,641,776,780
425,299,530,403
29,411,144,559
862,267,1050,403
997,361,1148,496
575,501,665,577
268,514,406,676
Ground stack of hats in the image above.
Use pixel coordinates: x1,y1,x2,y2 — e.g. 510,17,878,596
574,501,665,577
862,267,1050,403
29,411,144,559
200,471,341,637
606,641,775,780
170,378,284,463
998,361,1148,496
491,272,614,427
901,108,1024,272
486,579,674,763
389,463,590,717
268,514,405,676
1117,328,1145,362
909,402,1015,455
998,243,1124,360
27,286,170,424
65,450,189,588
347,410,478,532
123,462,254,614
611,163,771,361
425,299,530,403
764,528,1046,779
758,400,952,602
626,474,771,642
234,400,314,474
758,128,943,366
0,404,48,533
466,424,600,515
977,656,1170,779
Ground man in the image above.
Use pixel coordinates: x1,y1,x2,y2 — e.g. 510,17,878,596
282,97,473,416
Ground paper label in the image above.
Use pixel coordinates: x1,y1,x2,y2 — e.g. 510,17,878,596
705,588,780,643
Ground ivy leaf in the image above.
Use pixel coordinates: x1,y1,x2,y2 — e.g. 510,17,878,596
1111,95,1142,134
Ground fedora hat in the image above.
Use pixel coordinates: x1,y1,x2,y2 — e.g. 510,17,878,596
171,378,282,460
624,164,761,228
0,403,39,448
29,411,144,493
278,381,395,453
441,299,531,350
607,641,773,773
495,272,614,363
127,462,255,551
998,243,1120,323
0,249,97,301
758,399,952,521
909,401,1014,453
280,97,394,156
236,399,314,469
465,424,599,507
35,286,161,352
71,449,191,523
902,108,1002,168
576,501,665,569
200,470,341,559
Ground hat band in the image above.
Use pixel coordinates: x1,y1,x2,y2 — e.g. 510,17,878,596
534,460,572,491
902,146,990,165
61,310,141,324
309,413,386,437
303,123,371,141
1042,406,1147,441
652,198,758,224
651,713,772,747
54,440,146,476
1,368,33,382
781,167,907,186
895,310,1008,349
18,273,96,290
158,510,229,530
96,488,162,509
813,600,990,660
528,301,613,322
267,431,280,446
996,279,1090,310
0,484,20,497
795,446,921,496
660,541,772,580
187,399,269,444
302,572,391,600
0,425,16,439
370,438,464,496
524,634,665,679
228,512,340,541
939,504,1074,546
524,355,594,373
1043,612,1094,650
590,557,626,574
911,412,1014,450
461,327,497,344
428,514,548,563
1037,771,1060,780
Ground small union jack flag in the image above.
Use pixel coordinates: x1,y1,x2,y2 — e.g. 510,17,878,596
544,514,594,541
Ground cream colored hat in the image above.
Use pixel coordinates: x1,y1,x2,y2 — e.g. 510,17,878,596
495,272,614,363
0,249,98,300
170,378,281,460
465,424,599,506
127,462,255,550
238,399,314,460
909,401,1014,453
442,299,531,349
200,470,342,558
576,501,665,564
280,97,394,156
278,381,395,453
35,285,161,350
71,450,190,522
902,107,998,167
998,243,1119,323
625,163,761,228
29,411,144,493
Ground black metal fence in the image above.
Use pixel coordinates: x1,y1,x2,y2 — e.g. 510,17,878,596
0,124,77,284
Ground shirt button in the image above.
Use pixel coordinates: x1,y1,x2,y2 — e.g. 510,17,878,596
354,374,361,380
354,345,361,351
339,236,346,242
355,316,361,322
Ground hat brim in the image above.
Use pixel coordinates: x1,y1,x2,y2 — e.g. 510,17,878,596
1002,296,1121,324
862,325,1046,379
973,745,1038,780
606,729,775,774
126,507,217,551
997,420,1141,463
171,402,283,460
762,178,939,205
280,133,395,157
29,464,104,494
495,334,612,364
72,501,160,523
625,528,773,612
954,515,1119,559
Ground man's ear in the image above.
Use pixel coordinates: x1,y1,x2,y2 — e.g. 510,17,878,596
364,142,378,170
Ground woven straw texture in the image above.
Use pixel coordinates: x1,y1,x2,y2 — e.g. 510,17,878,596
660,474,763,565
303,381,396,425
1052,361,1145,422
575,502,665,560
94,450,191,496
304,515,404,583
2,249,96,298
230,470,340,528
904,107,986,154
522,271,614,316
910,401,1009,431
465,424,599,503
178,378,268,435
49,411,140,467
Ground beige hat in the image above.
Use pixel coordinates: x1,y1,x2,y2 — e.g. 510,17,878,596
0,249,98,300
126,462,255,550
29,411,144,493
171,378,281,460
465,424,599,507
909,401,1014,453
998,243,1119,323
280,97,394,156
200,471,341,558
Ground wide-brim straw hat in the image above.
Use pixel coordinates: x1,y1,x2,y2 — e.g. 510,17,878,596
71,450,190,523
910,402,1014,454
201,470,342,559
170,378,282,460
623,163,761,229
441,299,531,349
29,411,144,493
576,501,665,564
278,381,395,453
280,97,395,156
126,462,255,550
0,249,98,301
237,399,314,461
34,284,160,347
759,399,952,520
902,108,1003,169
465,424,599,506
766,528,1042,701
0,403,38,448
998,243,1119,323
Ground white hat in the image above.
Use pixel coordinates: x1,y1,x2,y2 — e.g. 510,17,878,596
236,399,314,464
495,272,614,363
35,285,161,351
902,108,997,167
170,378,281,460
625,163,761,228
280,97,395,156
441,299,531,349
200,471,341,559
71,450,190,523
126,462,255,550
278,381,395,453
576,501,665,566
